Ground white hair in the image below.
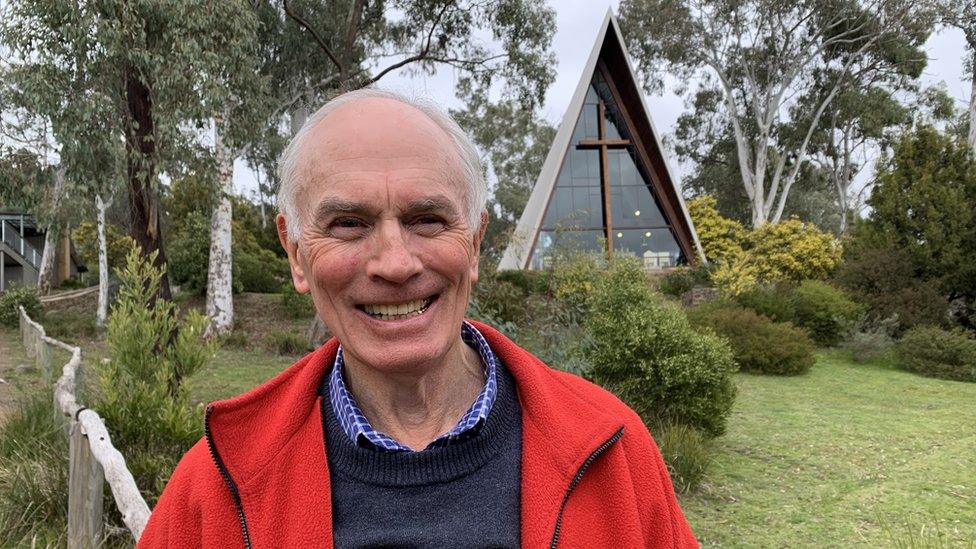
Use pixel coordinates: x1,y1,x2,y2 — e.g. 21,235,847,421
276,88,486,240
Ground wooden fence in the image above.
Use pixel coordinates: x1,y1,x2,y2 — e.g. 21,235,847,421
18,306,151,547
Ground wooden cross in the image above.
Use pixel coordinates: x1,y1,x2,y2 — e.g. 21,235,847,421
576,100,630,253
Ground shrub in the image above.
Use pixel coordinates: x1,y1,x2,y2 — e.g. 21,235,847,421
710,250,760,296
267,330,309,356
280,284,315,318
747,218,842,282
0,284,41,327
653,422,712,494
42,311,101,342
791,280,864,347
72,220,138,279
686,195,747,263
97,249,213,506
0,391,69,546
834,243,949,334
897,326,976,382
237,247,288,293
688,304,815,376
734,283,795,323
553,252,604,312
495,268,550,295
471,273,530,325
586,258,737,438
842,317,897,364
658,265,713,298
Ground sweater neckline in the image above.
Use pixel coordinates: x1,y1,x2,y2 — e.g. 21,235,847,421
321,362,521,487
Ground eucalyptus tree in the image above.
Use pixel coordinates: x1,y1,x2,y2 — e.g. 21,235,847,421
2,0,269,303
248,0,557,345
620,0,934,227
937,0,975,151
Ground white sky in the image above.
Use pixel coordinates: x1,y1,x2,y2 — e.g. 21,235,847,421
233,0,971,200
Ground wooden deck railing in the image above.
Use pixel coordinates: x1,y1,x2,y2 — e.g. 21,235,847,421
18,306,151,547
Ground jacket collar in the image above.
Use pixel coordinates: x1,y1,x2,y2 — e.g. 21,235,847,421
205,321,625,546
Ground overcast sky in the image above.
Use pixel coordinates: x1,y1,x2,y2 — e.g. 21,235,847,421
233,0,971,199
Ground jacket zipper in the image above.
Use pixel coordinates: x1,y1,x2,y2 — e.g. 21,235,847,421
549,426,625,549
205,405,254,549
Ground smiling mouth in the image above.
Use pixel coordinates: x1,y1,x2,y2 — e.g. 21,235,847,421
357,295,438,321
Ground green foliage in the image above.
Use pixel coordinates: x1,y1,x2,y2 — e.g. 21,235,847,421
553,252,604,311
791,280,864,347
42,311,101,342
686,196,747,263
168,211,289,295
861,124,976,328
834,235,950,333
266,330,309,356
495,268,550,295
653,422,712,494
658,265,713,298
72,221,137,278
98,249,213,504
280,284,315,319
842,316,898,364
585,258,737,438
746,219,842,282
0,391,69,546
0,285,41,327
734,283,796,323
689,304,815,376
471,274,531,326
897,326,976,383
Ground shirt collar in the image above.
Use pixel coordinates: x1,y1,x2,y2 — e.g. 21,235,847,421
328,321,499,452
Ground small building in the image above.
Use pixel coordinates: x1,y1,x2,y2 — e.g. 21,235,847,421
499,10,704,271
1,211,83,292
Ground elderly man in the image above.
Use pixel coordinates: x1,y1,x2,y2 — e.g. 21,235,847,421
139,89,697,548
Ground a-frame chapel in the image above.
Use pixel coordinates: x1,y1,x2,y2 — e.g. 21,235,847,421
498,10,704,271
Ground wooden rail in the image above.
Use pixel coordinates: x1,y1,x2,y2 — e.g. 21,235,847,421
18,306,151,547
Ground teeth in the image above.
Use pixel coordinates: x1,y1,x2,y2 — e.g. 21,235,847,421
363,298,430,320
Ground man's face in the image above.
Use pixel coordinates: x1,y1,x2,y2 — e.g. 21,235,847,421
278,98,486,374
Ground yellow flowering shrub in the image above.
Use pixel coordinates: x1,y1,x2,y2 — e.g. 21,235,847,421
710,250,759,296
747,218,842,282
686,196,747,263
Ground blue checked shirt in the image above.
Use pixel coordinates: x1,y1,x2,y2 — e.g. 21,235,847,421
329,321,498,452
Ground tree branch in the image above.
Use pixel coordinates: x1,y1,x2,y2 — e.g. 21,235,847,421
282,0,344,74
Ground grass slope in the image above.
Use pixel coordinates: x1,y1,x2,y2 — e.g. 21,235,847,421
682,350,976,547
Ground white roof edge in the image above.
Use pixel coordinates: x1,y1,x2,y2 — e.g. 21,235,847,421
498,11,614,270
606,14,706,263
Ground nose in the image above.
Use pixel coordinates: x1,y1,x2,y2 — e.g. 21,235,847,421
365,219,423,284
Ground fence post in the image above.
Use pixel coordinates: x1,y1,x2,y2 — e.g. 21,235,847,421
37,338,52,380
68,420,105,549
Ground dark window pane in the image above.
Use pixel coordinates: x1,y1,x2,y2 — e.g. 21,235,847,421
610,229,683,269
529,230,606,270
607,150,667,228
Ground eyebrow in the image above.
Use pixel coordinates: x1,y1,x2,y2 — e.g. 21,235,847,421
312,197,375,222
401,195,460,217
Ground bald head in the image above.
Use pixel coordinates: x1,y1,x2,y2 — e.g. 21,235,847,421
277,89,485,240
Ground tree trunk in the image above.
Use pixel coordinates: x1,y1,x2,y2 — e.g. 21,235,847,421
37,226,57,295
206,111,235,336
124,66,172,303
95,195,109,327
37,166,66,295
969,49,976,153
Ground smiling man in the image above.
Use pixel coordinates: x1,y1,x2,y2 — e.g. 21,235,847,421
139,89,697,548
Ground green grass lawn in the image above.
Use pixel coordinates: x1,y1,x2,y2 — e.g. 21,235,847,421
681,350,976,548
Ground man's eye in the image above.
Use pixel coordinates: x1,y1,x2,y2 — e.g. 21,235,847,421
411,215,446,234
328,217,369,238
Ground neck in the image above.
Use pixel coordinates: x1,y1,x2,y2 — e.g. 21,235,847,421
342,338,484,450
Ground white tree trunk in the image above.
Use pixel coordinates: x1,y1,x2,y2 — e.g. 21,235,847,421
205,113,235,336
36,166,66,295
37,227,57,294
95,195,109,327
968,52,976,153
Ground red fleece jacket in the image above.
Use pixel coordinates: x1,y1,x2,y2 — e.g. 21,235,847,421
138,321,698,548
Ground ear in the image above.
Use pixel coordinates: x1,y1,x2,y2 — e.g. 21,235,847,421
468,210,489,284
276,213,310,294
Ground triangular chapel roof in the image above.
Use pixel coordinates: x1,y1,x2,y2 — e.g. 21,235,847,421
498,9,704,270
